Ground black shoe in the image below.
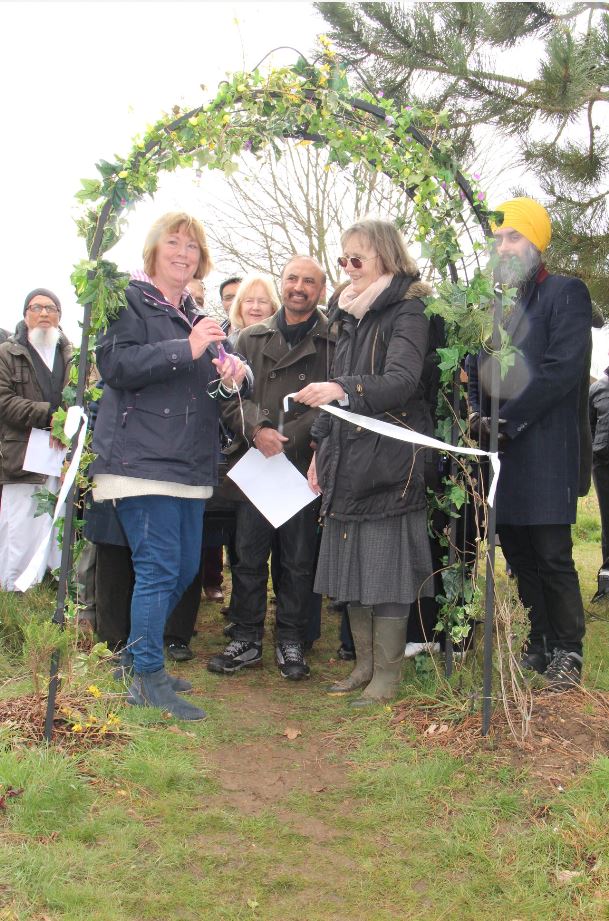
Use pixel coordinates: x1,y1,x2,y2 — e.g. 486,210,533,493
337,645,356,661
166,641,195,662
207,639,263,674
520,648,550,674
276,641,310,680
544,649,583,692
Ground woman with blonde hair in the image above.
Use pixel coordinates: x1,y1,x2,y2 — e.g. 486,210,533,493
91,212,249,720
295,218,435,705
228,272,280,339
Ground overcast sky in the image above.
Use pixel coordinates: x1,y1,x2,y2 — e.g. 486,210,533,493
2,1,606,370
0,1,325,340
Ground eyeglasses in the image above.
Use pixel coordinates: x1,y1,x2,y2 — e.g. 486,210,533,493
337,255,377,270
27,304,59,314
243,297,272,307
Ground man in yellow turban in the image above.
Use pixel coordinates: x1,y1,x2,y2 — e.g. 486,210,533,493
470,196,593,691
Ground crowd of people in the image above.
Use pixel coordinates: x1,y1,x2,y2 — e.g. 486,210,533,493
0,198,605,721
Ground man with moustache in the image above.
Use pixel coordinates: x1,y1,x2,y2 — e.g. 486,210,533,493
208,256,333,680
0,289,72,590
470,198,592,690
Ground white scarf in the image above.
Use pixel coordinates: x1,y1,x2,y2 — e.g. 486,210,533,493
337,274,393,320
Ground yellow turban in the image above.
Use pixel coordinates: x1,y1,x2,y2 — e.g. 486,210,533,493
490,197,552,252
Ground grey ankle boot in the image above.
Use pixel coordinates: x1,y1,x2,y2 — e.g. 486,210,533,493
127,669,206,721
328,605,374,694
114,651,192,692
352,616,407,706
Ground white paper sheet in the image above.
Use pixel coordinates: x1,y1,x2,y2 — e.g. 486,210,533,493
15,408,88,592
22,428,68,477
227,448,318,528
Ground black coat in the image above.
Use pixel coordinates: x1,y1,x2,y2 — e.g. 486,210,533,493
91,280,246,488
590,371,609,464
312,274,432,521
471,272,592,526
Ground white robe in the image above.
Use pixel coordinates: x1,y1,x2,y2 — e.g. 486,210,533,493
0,476,62,591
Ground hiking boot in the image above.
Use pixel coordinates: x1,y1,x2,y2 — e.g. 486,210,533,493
544,649,583,692
404,641,441,659
276,641,310,680
520,647,550,675
207,639,263,674
113,650,193,692
127,669,206,721
166,640,195,662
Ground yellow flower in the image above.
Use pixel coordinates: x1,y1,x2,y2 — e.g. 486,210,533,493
72,723,83,733
87,685,102,699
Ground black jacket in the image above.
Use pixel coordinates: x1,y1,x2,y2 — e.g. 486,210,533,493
469,271,592,526
312,274,433,520
91,280,247,488
590,371,609,464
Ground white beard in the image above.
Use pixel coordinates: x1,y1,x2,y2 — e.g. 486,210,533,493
28,326,60,370
494,242,542,290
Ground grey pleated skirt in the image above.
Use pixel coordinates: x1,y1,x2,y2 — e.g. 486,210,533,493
314,510,434,606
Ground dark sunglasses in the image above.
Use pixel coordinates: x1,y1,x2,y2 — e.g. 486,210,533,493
337,255,377,270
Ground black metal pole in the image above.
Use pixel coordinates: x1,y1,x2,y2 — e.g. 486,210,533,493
43,300,93,743
481,288,503,735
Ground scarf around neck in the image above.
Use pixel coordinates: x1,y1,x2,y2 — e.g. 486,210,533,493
337,274,393,319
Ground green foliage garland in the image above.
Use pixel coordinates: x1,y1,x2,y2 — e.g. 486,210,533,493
71,55,507,641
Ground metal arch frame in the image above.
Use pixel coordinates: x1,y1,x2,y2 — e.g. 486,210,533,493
44,81,501,741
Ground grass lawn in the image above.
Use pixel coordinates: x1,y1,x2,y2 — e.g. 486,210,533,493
1,491,609,920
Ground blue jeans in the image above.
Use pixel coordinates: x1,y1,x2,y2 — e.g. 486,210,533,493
116,495,205,672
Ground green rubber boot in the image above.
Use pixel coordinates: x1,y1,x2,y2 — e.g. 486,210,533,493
351,617,407,707
328,605,374,695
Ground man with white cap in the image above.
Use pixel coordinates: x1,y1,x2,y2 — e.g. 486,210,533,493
0,288,72,590
470,197,592,690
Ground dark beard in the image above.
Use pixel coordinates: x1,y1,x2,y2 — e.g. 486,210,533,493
494,243,541,291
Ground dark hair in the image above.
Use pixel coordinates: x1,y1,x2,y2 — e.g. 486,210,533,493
220,276,243,297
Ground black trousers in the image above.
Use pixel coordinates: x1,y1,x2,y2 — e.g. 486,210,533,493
95,543,202,649
498,523,585,657
593,462,609,570
230,498,321,644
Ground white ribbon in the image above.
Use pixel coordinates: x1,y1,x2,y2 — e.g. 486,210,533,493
15,407,89,592
283,394,500,507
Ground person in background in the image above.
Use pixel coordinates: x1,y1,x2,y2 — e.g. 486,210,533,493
226,272,280,344
208,256,332,680
590,359,609,601
296,219,435,705
469,197,592,690
219,275,242,333
0,289,72,590
90,212,248,720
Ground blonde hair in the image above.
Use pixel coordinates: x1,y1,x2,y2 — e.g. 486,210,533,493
341,219,419,277
143,212,212,279
229,273,280,330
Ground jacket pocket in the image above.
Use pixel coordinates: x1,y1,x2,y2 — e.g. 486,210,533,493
345,427,418,499
123,400,198,471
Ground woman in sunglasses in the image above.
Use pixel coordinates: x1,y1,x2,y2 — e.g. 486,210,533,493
294,218,435,705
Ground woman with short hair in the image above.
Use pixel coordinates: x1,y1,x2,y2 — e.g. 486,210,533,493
295,218,435,704
228,273,280,340
91,212,249,720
